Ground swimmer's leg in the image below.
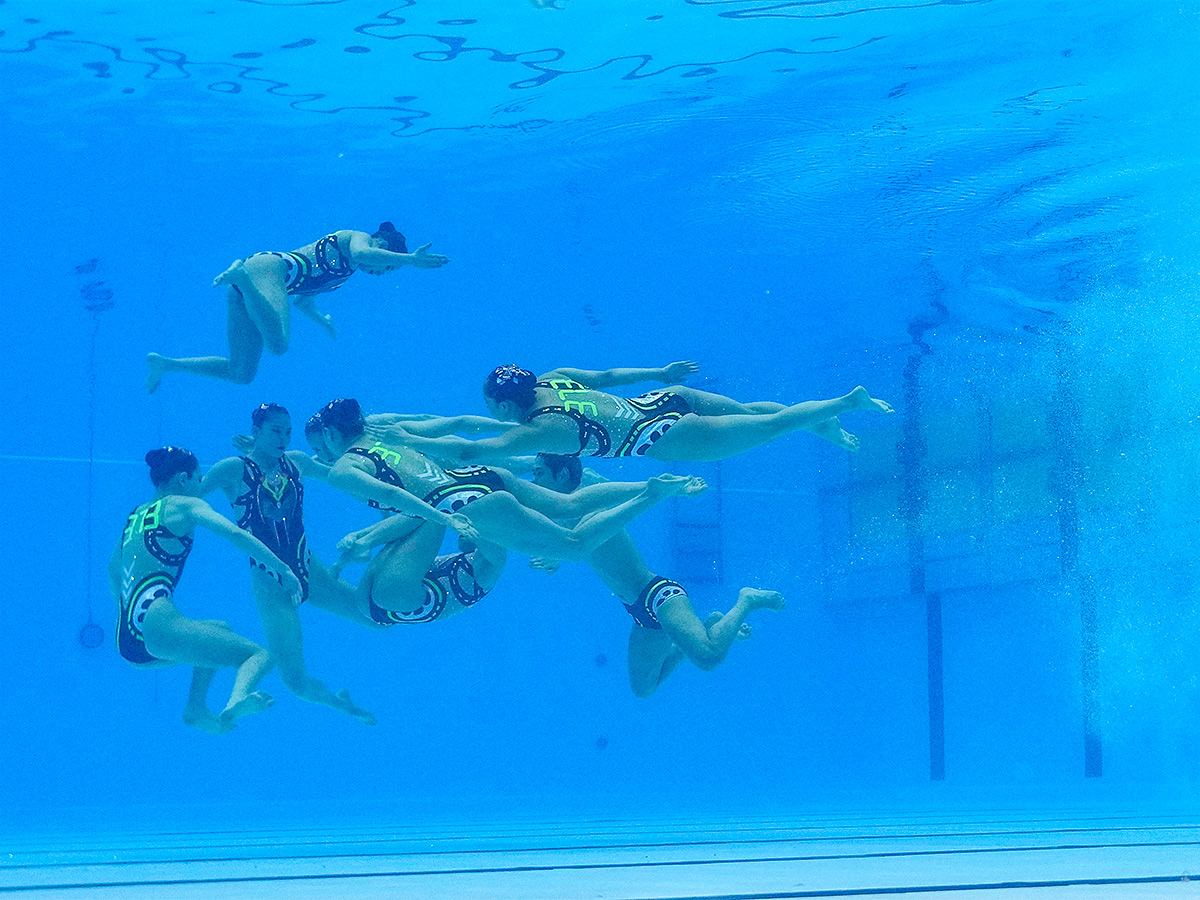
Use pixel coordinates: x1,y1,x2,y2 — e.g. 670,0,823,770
305,554,382,629
213,255,291,354
182,668,233,734
646,388,892,462
360,521,446,613
146,287,265,390
465,538,508,593
627,625,684,699
251,570,376,725
657,586,784,671
139,600,274,730
498,469,650,521
465,474,704,560
668,389,856,450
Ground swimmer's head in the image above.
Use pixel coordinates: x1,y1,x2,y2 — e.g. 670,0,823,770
371,221,408,254
532,452,582,493
483,365,537,418
250,403,291,455
305,411,337,464
319,398,365,457
251,402,289,429
145,446,199,491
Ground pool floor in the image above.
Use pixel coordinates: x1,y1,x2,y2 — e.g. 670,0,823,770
4,809,1200,898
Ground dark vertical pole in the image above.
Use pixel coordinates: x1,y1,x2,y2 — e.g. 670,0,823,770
901,302,948,782
926,591,945,781
1048,329,1102,778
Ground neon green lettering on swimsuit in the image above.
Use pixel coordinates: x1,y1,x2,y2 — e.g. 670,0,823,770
368,442,405,468
122,499,163,550
544,379,599,418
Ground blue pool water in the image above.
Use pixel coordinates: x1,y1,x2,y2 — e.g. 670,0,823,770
2,0,1200,892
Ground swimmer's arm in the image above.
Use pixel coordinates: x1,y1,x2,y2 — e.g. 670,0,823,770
293,295,336,337
393,415,515,438
327,460,460,529
544,361,699,388
350,515,421,551
199,457,243,498
183,499,303,600
401,424,558,464
364,414,509,441
365,413,439,426
495,455,537,476
287,450,330,480
347,232,449,270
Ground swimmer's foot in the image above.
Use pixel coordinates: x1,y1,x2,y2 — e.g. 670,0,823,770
334,689,377,726
219,690,275,726
183,705,236,735
704,611,752,640
810,416,860,452
646,474,708,500
146,352,167,394
846,386,894,414
739,587,786,613
212,259,245,287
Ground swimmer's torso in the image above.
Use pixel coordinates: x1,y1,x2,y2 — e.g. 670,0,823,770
249,230,356,296
344,441,505,514
118,497,194,603
233,454,310,589
528,379,693,458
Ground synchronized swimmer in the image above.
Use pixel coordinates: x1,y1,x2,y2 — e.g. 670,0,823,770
145,223,448,392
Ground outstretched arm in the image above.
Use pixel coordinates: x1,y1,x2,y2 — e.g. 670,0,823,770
327,459,477,539
183,499,304,604
366,414,513,441
347,232,449,270
393,421,567,465
287,450,330,480
199,457,243,498
398,415,515,438
542,361,699,389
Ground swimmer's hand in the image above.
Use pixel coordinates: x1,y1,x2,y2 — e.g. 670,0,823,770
447,512,479,542
232,433,254,454
280,570,303,607
364,422,413,444
661,360,700,383
407,243,450,269
336,529,374,561
330,552,353,579
529,557,561,574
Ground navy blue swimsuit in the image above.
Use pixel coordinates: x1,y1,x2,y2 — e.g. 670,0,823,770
234,455,310,600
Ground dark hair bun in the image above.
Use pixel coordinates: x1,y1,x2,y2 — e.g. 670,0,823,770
145,446,199,486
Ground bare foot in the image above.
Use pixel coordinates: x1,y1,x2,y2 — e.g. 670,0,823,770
146,352,167,394
646,474,708,499
847,386,894,414
183,706,236,735
212,259,245,287
704,611,751,640
219,690,274,726
335,689,377,726
810,417,860,452
739,587,786,612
